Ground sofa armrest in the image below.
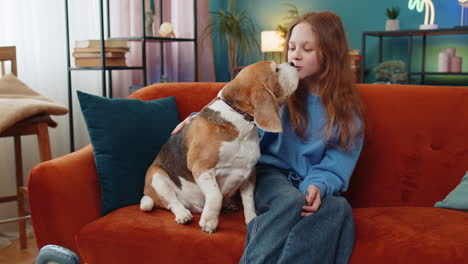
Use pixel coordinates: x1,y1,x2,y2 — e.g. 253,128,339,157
28,145,101,253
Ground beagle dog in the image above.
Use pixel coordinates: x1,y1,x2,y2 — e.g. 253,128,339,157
140,61,298,233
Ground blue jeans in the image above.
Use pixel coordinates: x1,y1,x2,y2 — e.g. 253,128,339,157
240,165,355,264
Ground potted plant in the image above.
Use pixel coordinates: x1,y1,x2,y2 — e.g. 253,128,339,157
374,60,408,84
385,6,400,31
276,3,300,39
202,0,259,75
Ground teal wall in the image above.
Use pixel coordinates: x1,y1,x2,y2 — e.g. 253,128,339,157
210,0,468,84
209,1,230,81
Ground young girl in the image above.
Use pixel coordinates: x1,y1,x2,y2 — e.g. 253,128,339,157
240,11,365,264
172,11,365,264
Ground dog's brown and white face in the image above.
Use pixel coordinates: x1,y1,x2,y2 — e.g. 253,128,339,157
221,61,299,132
140,61,298,234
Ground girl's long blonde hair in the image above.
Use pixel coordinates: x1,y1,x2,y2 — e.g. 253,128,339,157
284,11,365,151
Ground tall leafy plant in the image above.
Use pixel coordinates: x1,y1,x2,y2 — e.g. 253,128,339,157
203,0,259,73
276,3,300,39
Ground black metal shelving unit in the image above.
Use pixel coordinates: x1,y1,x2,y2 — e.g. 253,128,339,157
361,27,468,84
65,0,198,152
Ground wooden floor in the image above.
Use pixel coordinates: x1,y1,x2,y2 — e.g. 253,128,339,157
0,235,37,264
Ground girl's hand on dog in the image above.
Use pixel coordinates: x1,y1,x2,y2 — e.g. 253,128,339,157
171,114,197,135
301,185,321,217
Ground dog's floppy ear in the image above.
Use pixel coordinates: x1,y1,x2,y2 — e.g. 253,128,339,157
253,84,282,132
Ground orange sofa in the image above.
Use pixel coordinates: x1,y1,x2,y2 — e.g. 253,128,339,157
29,83,468,263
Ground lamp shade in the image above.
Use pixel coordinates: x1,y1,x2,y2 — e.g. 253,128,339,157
261,31,285,52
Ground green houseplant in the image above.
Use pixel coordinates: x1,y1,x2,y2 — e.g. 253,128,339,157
374,60,408,84
203,0,259,74
385,6,401,31
276,3,300,39
386,6,400,19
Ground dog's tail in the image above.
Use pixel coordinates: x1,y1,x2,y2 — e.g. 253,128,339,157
140,195,155,211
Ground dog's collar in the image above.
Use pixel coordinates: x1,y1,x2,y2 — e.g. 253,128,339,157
218,97,254,123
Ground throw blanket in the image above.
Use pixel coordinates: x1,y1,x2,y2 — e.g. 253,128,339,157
0,73,68,134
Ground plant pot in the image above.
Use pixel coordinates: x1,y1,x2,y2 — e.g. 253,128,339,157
385,19,400,31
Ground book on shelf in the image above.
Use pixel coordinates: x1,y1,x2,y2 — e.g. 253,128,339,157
75,57,127,67
74,47,130,53
72,51,126,58
75,39,129,49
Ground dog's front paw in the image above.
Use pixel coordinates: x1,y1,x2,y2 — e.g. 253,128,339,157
244,210,257,224
174,208,193,225
199,216,219,234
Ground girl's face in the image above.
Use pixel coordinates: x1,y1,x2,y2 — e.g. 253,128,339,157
287,23,320,81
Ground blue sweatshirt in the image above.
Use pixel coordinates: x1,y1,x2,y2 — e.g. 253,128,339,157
258,93,364,198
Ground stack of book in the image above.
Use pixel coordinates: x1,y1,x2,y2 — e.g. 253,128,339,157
73,40,129,67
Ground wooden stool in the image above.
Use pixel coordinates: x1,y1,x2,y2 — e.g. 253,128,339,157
0,114,55,249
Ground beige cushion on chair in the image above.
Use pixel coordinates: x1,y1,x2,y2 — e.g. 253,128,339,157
0,73,68,134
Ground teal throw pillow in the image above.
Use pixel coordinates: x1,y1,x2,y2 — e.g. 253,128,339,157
77,91,179,215
435,171,468,211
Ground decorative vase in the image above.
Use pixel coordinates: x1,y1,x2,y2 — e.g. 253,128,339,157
450,56,462,72
145,11,154,37
385,19,400,31
159,22,176,38
438,52,449,72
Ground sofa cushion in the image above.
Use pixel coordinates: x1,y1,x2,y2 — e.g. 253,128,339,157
128,82,225,120
76,206,468,264
77,91,179,215
76,206,246,264
346,84,468,208
435,170,468,211
351,207,468,263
